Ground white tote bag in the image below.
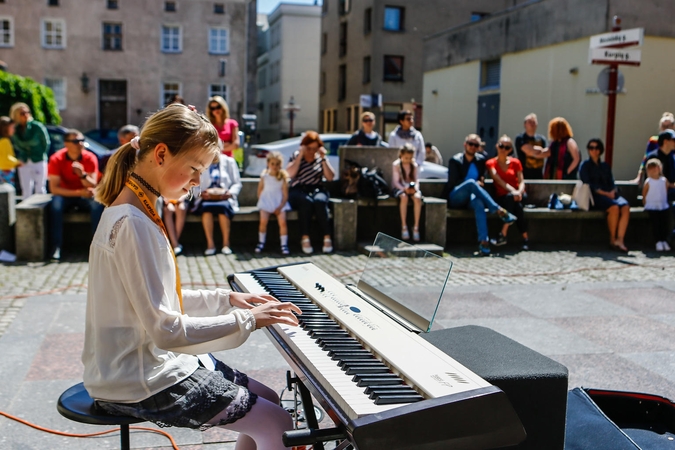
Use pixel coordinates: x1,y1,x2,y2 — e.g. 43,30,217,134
572,181,594,211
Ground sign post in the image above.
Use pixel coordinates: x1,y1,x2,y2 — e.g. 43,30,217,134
283,96,301,138
589,20,643,167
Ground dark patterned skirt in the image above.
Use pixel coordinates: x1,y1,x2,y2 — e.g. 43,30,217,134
96,359,257,430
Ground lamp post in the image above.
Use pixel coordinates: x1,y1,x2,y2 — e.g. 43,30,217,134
283,96,301,137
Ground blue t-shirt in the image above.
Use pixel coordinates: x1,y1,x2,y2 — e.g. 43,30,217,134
464,162,479,181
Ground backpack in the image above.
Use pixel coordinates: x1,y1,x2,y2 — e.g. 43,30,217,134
357,167,390,202
340,160,362,199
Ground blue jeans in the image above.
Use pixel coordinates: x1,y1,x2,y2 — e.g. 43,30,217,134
50,196,104,249
448,180,501,242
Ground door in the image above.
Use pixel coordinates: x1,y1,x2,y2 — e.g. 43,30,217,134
99,80,127,130
476,93,500,157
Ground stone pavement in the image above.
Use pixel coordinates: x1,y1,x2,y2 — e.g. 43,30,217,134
2,244,675,448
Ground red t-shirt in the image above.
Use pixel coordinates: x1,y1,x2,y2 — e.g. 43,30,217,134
215,118,239,156
48,148,98,190
486,157,523,197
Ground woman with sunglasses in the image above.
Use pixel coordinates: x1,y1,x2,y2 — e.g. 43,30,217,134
579,138,630,252
8,102,50,199
346,112,383,146
205,96,239,158
486,135,530,250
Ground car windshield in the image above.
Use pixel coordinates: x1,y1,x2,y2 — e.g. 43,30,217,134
84,137,111,156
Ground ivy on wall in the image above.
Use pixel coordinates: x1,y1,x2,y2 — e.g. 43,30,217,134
0,71,61,125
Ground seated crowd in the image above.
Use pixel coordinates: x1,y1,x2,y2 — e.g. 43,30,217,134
7,101,675,259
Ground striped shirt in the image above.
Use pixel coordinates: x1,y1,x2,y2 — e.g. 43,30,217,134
289,151,323,187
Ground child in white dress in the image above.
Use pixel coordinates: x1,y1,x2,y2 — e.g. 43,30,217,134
256,151,291,254
392,144,423,241
643,158,673,251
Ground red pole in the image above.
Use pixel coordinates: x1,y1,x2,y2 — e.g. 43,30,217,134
605,16,622,168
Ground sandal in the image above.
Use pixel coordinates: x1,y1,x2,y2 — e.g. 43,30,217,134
322,237,333,253
301,237,313,254
254,242,265,254
281,244,290,255
401,226,410,240
412,227,420,242
204,247,216,256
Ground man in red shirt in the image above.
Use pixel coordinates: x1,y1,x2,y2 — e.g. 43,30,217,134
48,129,104,261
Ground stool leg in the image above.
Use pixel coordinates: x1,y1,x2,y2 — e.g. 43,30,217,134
120,424,130,450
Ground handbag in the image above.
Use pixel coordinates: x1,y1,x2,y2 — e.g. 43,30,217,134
572,181,594,211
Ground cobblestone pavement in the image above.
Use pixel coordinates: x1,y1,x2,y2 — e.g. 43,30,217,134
3,245,675,338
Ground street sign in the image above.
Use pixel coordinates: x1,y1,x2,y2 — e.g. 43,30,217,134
589,48,641,66
589,27,644,49
597,67,624,94
359,95,372,108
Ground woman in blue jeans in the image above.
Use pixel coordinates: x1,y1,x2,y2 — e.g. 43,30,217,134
446,134,516,256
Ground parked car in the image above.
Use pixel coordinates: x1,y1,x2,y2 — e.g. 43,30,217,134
47,125,113,167
84,129,120,149
243,133,350,177
418,161,448,180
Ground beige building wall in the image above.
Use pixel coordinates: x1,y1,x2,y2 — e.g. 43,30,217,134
0,0,249,132
422,36,675,180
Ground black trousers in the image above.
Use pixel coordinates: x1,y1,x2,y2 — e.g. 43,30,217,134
288,185,330,237
648,209,670,242
495,193,528,233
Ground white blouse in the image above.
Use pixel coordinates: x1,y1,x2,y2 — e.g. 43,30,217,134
82,203,255,403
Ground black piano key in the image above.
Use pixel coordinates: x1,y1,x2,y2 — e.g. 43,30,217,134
367,388,419,399
338,358,380,368
322,343,364,351
374,394,424,405
318,340,359,349
354,375,404,387
330,352,374,360
345,367,390,376
364,385,416,396
339,361,385,369
310,330,350,338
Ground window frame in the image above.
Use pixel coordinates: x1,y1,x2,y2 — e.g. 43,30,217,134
102,22,123,51
383,6,405,32
339,22,347,57
0,16,14,48
364,8,372,35
160,81,182,108
44,77,67,110
208,26,229,55
480,59,501,90
321,32,327,55
383,54,404,82
214,3,225,14
165,1,177,12
48,0,59,6
161,24,182,53
362,55,371,84
338,64,346,101
107,0,119,10
41,18,66,49
208,83,228,104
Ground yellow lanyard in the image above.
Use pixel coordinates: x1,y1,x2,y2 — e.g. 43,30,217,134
125,178,184,313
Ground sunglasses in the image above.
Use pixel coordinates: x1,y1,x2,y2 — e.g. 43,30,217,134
587,146,601,150
19,111,29,116
66,138,85,144
498,144,512,150
466,141,480,148
403,117,414,122
209,104,222,111
362,119,374,123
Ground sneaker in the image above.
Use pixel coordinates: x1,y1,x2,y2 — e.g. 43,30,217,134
173,245,183,256
254,242,265,254
499,210,517,225
478,242,491,256
51,247,61,262
301,238,313,254
281,245,290,255
490,233,507,247
521,240,530,251
664,241,671,251
657,241,664,251
401,226,410,240
204,247,216,256
322,238,333,253
412,227,421,242
221,246,233,255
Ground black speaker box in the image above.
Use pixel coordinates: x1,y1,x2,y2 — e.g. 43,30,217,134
422,325,568,450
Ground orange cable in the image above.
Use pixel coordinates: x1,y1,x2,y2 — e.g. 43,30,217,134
0,410,180,449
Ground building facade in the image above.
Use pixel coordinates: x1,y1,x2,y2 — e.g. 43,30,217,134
257,3,321,143
422,0,675,179
319,0,531,138
0,0,255,133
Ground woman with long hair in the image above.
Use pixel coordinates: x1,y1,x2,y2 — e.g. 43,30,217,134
543,117,580,180
205,96,239,157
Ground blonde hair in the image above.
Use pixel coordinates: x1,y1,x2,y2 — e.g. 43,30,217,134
464,133,481,143
524,113,537,123
646,158,663,174
0,116,13,138
205,95,230,123
398,143,416,181
264,151,289,181
96,104,220,206
659,112,674,131
9,102,30,123
360,111,375,122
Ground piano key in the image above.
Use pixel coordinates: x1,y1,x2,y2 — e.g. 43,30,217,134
374,394,424,405
345,367,391,376
338,358,381,368
339,361,385,370
355,376,404,387
367,388,419,399
364,385,416,396
322,343,364,350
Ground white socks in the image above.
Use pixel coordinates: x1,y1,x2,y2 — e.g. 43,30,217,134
280,235,288,246
258,232,266,244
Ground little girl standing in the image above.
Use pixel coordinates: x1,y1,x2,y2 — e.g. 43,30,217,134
256,151,291,255
0,116,19,186
643,158,672,251
392,143,423,241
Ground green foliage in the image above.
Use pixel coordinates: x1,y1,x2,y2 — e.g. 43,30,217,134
0,71,62,125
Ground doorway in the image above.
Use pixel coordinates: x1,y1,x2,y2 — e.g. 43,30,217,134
99,80,127,130
476,93,500,157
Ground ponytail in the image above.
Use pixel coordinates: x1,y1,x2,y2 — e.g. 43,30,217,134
96,143,137,206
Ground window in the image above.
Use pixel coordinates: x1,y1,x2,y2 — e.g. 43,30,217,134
103,23,122,51
339,22,347,57
270,102,280,125
339,0,351,15
214,3,225,14
258,68,267,89
362,56,371,84
0,17,13,47
270,24,280,49
321,33,327,55
218,59,227,77
48,0,59,6
270,61,280,84
41,19,66,49
383,6,404,31
45,78,66,110
383,55,404,81
165,1,177,12
209,27,229,54
364,8,372,34
107,0,118,9
332,108,337,131
338,64,346,101
161,25,181,53
209,84,227,102
322,0,328,15
480,59,501,89
320,71,326,95
161,82,181,107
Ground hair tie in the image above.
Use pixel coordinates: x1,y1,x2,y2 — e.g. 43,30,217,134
130,136,140,151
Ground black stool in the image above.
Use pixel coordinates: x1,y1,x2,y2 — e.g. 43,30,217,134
57,382,144,450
